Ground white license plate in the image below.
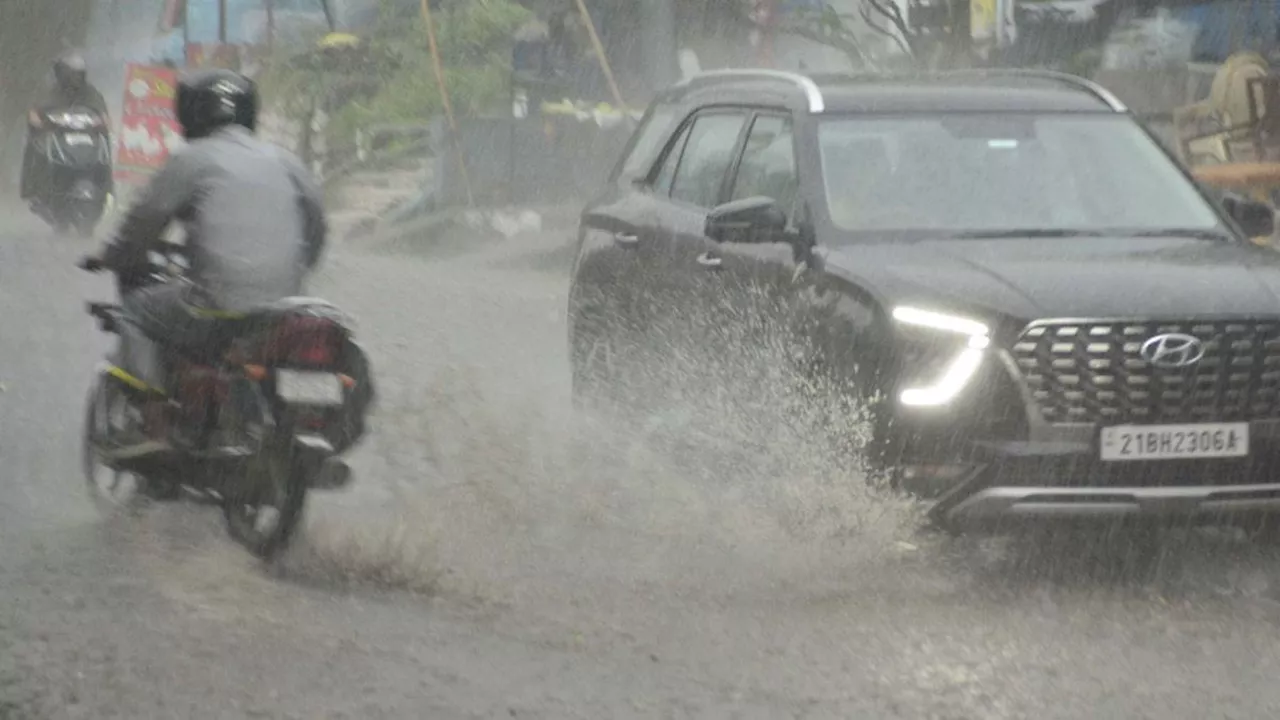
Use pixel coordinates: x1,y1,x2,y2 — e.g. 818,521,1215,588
275,370,344,406
65,132,93,146
1100,423,1249,461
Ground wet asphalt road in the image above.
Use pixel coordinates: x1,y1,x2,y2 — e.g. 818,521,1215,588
6,213,1280,718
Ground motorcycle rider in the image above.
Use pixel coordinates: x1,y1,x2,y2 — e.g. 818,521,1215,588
21,52,110,206
81,68,328,459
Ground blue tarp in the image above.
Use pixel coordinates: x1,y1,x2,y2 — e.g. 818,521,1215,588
147,0,327,66
184,0,265,44
1173,0,1280,62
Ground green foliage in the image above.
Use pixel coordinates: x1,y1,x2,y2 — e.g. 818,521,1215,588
367,1,530,121
773,0,977,70
258,0,532,161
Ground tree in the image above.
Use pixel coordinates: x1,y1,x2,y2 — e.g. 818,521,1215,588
776,2,883,67
257,0,533,171
681,0,979,72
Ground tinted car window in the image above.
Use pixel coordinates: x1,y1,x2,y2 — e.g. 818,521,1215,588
652,121,693,196
616,103,678,181
817,114,1222,237
730,115,798,218
670,113,748,208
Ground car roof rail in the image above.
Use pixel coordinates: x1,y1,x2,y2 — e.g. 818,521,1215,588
806,67,1126,113
942,68,1128,112
674,69,826,113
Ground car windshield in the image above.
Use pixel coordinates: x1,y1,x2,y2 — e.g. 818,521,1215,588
817,114,1224,238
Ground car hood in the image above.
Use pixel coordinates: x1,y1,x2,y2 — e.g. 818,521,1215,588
822,236,1280,324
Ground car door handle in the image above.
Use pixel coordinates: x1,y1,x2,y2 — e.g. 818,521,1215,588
613,232,640,247
696,252,723,269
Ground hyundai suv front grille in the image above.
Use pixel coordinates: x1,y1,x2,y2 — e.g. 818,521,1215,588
1009,319,1280,423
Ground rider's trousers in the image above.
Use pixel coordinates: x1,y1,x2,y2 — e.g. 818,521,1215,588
118,280,211,394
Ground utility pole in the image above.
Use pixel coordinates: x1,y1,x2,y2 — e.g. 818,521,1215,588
420,0,475,206
572,0,627,109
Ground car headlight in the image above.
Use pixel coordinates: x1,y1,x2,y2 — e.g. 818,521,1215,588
891,306,990,407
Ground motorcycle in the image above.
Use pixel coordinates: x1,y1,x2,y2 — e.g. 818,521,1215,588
79,243,375,559
30,104,113,237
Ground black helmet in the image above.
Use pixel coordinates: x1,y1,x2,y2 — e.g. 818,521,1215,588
176,68,258,140
53,52,87,92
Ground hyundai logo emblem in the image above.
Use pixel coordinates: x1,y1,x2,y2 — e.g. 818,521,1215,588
1139,333,1206,368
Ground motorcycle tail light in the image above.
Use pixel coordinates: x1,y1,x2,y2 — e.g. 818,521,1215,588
273,316,342,367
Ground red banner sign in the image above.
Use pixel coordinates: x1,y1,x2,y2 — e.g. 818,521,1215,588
114,63,184,185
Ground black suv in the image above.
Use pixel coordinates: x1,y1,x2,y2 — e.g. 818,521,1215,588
566,68,1280,532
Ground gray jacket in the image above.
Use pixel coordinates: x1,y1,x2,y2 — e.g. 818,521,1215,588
104,125,327,312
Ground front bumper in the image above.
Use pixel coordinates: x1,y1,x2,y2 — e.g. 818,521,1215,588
924,424,1280,529
883,335,1280,527
945,483,1280,525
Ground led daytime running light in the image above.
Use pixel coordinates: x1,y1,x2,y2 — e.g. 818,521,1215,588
892,306,990,407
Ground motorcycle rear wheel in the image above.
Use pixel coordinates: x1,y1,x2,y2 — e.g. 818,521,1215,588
222,440,308,560
81,374,148,513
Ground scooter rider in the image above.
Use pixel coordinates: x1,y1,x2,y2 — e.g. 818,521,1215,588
81,68,328,459
20,52,110,205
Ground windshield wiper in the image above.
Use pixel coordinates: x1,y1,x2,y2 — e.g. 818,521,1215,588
952,229,1105,239
1129,228,1232,241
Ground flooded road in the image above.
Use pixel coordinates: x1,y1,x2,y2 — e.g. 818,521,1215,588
5,214,1280,718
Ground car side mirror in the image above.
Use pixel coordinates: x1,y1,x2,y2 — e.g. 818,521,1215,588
1222,194,1276,238
705,196,787,244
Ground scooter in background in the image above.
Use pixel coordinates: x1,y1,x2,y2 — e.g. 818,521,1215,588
29,104,113,237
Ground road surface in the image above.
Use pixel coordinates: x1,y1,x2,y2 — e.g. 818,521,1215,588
5,211,1280,719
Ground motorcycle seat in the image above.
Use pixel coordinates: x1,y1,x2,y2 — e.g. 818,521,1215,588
191,296,346,325
174,297,350,363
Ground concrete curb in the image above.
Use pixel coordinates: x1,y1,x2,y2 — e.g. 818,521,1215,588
355,201,582,248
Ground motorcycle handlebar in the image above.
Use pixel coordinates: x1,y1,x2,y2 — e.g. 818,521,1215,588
152,240,187,255
76,241,187,274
